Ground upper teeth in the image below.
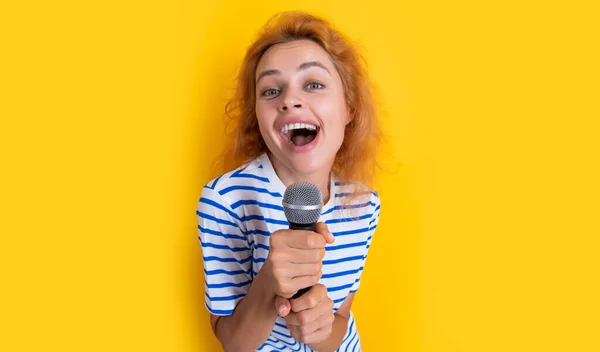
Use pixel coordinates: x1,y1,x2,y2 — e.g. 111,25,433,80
281,123,317,134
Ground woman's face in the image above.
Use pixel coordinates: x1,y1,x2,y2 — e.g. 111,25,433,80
255,39,349,176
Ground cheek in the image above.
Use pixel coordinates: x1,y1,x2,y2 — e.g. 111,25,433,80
255,102,276,129
312,96,347,137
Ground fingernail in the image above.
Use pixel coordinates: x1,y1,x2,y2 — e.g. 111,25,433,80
278,304,286,315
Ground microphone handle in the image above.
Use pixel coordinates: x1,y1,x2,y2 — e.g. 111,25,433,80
289,222,318,299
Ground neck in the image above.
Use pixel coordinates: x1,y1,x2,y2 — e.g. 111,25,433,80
268,152,332,205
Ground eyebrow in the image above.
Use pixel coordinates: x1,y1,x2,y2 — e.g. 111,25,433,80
256,61,331,84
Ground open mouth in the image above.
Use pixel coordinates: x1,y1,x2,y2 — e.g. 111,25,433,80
281,123,320,147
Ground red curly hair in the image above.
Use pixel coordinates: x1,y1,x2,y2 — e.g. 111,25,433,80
218,11,382,193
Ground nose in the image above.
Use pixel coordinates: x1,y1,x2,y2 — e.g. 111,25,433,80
279,89,303,112
280,101,302,111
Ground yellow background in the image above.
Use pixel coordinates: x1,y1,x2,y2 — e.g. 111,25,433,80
1,0,599,351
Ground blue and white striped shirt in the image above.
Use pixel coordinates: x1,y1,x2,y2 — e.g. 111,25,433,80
196,153,380,351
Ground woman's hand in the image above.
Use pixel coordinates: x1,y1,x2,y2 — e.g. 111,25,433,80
276,284,335,345
265,222,335,300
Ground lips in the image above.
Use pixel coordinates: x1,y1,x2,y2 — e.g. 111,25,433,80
277,119,321,152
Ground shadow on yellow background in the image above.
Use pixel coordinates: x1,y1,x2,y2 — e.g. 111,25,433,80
1,1,598,351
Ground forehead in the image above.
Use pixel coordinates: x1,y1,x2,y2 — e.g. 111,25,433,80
256,39,335,74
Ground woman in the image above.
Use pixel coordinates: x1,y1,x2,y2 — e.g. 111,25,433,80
197,10,382,352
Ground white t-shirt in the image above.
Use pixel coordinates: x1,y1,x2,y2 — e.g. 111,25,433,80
196,152,381,351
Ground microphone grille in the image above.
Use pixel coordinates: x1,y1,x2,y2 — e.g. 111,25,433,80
282,182,323,225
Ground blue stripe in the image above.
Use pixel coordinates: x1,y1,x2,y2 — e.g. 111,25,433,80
205,305,233,315
271,329,293,339
258,341,285,351
206,279,252,288
203,175,222,190
369,215,379,225
231,199,284,211
323,255,365,265
345,326,358,352
342,319,355,345
328,279,359,292
328,283,354,293
199,197,241,221
335,191,370,198
332,227,371,237
231,168,270,183
200,241,248,252
203,255,252,264
335,192,353,198
253,257,267,263
322,267,363,279
204,268,251,276
248,240,269,250
321,201,376,216
212,175,223,189
326,241,368,251
351,334,360,352
325,213,371,224
254,243,270,251
271,334,301,351
205,292,246,302
220,186,282,198
334,296,347,304
198,226,246,241
274,321,287,330
197,211,238,227
241,215,288,225
247,228,272,237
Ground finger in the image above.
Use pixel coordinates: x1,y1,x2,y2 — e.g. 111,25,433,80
289,274,321,293
298,323,334,345
278,247,325,264
274,263,321,290
269,248,325,266
285,298,331,326
286,230,326,249
297,312,335,340
286,263,322,279
315,222,335,244
276,274,321,299
275,296,291,317
290,284,328,312
284,311,299,327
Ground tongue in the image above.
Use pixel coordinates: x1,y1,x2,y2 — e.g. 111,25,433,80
292,134,315,147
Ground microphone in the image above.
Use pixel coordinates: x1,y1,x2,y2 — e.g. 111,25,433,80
282,182,324,299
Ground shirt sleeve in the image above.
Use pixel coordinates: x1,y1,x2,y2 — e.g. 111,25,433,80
196,186,252,316
350,194,381,293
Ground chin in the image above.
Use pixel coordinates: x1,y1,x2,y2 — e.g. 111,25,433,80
285,151,332,175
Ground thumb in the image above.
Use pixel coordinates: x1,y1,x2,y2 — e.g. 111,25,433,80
316,222,335,244
275,296,291,317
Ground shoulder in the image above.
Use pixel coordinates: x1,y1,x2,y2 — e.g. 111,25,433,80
199,155,270,204
333,179,381,209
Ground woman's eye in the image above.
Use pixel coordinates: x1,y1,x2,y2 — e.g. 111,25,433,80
306,82,324,90
262,89,279,97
